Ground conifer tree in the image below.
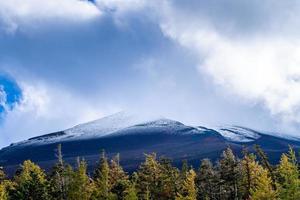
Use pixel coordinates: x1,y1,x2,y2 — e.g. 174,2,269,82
180,160,189,180
277,147,300,200
11,160,49,200
49,144,68,200
250,166,278,200
91,150,116,200
0,183,7,200
218,147,242,200
240,150,274,199
66,158,92,200
176,169,197,200
254,145,277,190
109,154,129,199
0,168,9,200
158,157,179,200
137,153,162,200
124,173,138,200
196,158,217,200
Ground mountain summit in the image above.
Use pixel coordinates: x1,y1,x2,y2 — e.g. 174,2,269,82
1,112,300,175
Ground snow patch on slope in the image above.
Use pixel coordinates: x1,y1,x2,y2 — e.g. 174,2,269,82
64,111,152,137
215,126,261,142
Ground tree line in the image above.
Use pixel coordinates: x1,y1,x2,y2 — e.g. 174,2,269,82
0,144,299,200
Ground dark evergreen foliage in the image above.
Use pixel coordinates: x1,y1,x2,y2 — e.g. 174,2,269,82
1,144,300,199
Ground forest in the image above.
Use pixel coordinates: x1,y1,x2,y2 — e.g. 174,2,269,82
0,144,299,200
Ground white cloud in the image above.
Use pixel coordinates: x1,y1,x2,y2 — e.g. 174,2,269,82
0,86,7,109
2,0,300,147
95,0,147,13
0,0,101,33
158,1,300,126
0,80,120,147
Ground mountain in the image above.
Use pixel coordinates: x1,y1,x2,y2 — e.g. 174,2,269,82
0,112,300,175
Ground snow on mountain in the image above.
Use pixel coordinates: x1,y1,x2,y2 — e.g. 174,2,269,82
9,112,300,148
109,118,202,137
215,126,261,142
10,112,166,146
64,111,154,137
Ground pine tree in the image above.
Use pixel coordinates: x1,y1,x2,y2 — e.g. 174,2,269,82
0,168,9,200
136,153,162,200
124,173,138,200
91,150,116,200
66,158,92,200
254,145,277,190
49,144,68,200
180,160,189,180
250,166,278,200
277,147,300,200
218,147,242,200
240,150,275,199
176,169,197,200
11,160,49,200
196,158,218,200
109,154,129,199
158,157,179,200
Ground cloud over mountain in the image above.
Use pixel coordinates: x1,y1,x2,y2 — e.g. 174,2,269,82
0,0,300,147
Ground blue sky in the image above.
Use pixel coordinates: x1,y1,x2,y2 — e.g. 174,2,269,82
0,75,22,113
0,0,300,147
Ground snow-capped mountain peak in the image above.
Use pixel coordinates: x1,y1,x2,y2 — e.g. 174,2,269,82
9,112,300,148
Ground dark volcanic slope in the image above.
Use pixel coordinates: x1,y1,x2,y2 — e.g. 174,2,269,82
0,115,299,175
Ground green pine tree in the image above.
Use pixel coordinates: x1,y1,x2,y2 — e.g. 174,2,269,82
0,168,10,200
240,150,277,200
48,144,69,200
66,158,92,200
109,154,129,200
250,166,278,200
176,169,197,200
196,158,218,200
137,153,162,200
158,157,179,200
254,145,277,190
218,147,242,200
11,160,49,200
124,173,138,200
0,182,8,200
277,147,300,200
91,150,116,200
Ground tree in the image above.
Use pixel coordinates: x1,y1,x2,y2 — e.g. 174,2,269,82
109,154,129,199
250,166,278,200
176,169,197,200
181,160,189,180
49,144,68,200
218,147,242,200
196,159,218,200
91,150,115,200
254,145,277,190
137,153,162,200
124,173,138,200
277,147,300,200
11,160,49,200
158,157,179,200
66,158,92,200
0,167,10,200
240,150,277,200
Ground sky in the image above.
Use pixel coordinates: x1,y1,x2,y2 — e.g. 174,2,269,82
0,0,300,147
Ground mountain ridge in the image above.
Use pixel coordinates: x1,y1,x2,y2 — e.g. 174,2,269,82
7,112,299,148
1,112,300,175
